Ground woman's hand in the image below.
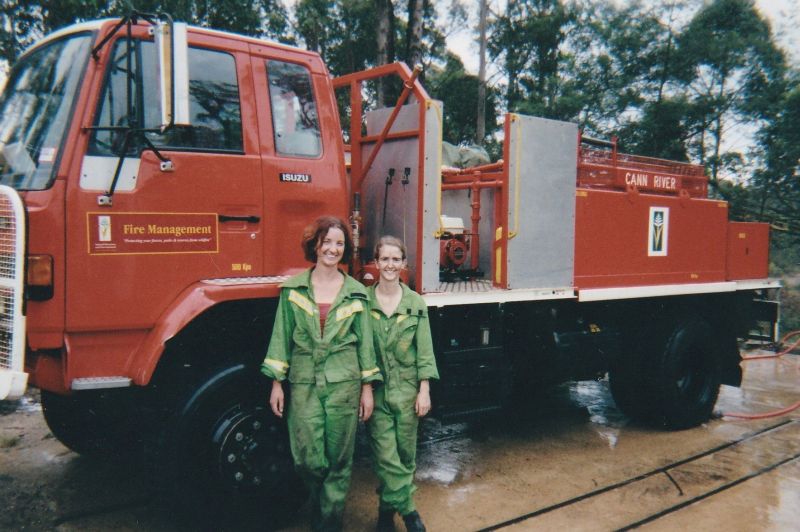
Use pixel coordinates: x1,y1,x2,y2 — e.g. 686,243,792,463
359,383,374,421
415,380,431,417
270,380,285,418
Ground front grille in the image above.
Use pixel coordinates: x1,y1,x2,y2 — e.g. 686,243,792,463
0,185,26,381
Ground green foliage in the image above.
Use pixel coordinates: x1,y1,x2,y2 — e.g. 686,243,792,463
1,0,291,66
488,0,574,115
295,0,376,75
678,0,787,184
753,85,800,236
617,98,691,161
425,53,498,145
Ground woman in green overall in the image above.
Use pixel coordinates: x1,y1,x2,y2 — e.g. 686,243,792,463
261,216,382,532
367,236,439,532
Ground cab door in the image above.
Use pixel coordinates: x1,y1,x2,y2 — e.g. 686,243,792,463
65,30,263,332
249,46,349,275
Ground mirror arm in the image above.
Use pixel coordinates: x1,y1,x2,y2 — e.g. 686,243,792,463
140,134,171,166
99,129,135,204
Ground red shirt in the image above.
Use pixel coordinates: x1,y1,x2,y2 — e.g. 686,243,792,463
318,303,331,333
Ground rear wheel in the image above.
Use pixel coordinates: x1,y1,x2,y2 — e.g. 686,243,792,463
610,313,721,429
608,346,652,423
649,317,721,429
159,364,303,525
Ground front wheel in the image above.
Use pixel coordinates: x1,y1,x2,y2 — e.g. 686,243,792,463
41,389,144,459
159,365,303,524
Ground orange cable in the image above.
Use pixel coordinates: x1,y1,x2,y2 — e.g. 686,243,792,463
723,330,800,420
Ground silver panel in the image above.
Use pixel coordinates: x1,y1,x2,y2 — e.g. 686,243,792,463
80,155,140,191
506,115,577,289
421,102,443,292
362,105,423,288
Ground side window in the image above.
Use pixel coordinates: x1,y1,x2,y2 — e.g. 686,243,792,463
267,61,321,158
89,41,242,155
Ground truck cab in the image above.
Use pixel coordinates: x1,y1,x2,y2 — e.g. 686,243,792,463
1,17,351,395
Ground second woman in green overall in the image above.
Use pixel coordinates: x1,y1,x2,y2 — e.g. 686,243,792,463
368,236,439,532
261,216,382,532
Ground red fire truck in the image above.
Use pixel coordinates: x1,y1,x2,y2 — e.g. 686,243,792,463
0,14,780,513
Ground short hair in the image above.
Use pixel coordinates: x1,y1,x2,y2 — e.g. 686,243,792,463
302,215,354,264
373,235,407,261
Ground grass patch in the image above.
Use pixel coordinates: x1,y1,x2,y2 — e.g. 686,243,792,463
0,435,21,449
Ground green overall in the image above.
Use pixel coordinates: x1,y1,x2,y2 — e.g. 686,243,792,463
367,283,439,515
261,270,381,526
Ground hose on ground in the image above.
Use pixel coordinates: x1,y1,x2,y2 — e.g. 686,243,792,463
723,330,800,420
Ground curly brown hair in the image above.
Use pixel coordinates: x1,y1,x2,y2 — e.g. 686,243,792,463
301,215,354,264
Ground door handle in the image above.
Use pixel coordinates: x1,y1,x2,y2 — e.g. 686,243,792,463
218,214,261,223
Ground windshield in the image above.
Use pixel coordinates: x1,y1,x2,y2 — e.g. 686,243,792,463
0,34,92,191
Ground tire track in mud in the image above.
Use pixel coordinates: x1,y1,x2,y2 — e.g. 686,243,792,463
478,419,800,531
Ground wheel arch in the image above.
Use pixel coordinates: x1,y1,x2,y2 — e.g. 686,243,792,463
130,281,281,387
691,292,746,387
605,294,743,387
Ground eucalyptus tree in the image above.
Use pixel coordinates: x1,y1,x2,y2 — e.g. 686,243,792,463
425,52,498,145
677,0,787,187
1,0,291,77
488,0,573,115
585,0,696,160
753,84,800,236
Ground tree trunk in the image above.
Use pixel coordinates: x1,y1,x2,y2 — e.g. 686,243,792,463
476,0,487,145
406,0,424,69
376,0,391,106
710,74,728,187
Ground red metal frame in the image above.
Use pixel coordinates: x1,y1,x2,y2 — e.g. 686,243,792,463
577,133,708,198
332,63,430,286
332,63,428,196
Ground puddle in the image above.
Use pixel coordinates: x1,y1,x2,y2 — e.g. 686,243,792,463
0,393,41,415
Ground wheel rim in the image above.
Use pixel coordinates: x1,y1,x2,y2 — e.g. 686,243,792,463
212,406,292,493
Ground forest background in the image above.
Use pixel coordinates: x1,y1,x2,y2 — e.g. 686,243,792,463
1,0,798,331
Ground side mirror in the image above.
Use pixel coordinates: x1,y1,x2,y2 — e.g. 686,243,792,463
155,20,190,130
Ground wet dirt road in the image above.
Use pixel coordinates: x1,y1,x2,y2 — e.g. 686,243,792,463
1,351,798,531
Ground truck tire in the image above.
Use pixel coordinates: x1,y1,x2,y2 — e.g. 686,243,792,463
41,389,141,459
608,346,652,423
159,364,302,525
647,316,721,429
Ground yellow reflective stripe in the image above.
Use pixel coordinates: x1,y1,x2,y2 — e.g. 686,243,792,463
371,310,382,320
264,358,289,374
288,289,315,317
397,314,407,324
336,300,364,322
361,367,380,378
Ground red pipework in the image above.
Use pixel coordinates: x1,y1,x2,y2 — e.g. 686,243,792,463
441,161,505,175
470,182,481,270
441,174,503,271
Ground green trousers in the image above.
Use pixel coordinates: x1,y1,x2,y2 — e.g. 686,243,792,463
287,380,361,527
368,380,420,515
